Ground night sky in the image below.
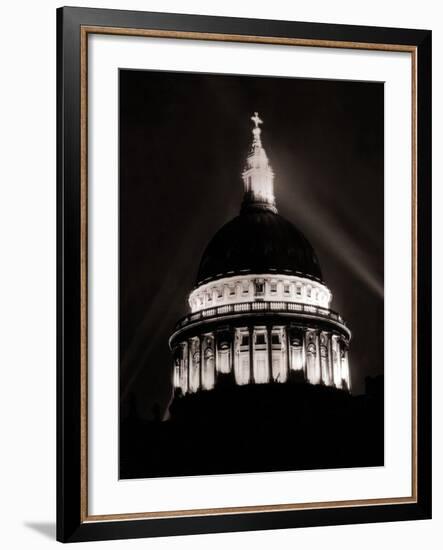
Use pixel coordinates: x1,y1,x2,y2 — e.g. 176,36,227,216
119,69,384,420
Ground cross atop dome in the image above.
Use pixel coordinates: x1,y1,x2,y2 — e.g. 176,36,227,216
251,112,263,128
250,112,264,151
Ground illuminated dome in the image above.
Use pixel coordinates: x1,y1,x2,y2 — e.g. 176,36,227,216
169,112,352,396
196,208,323,286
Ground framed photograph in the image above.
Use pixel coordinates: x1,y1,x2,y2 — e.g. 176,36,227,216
57,6,432,543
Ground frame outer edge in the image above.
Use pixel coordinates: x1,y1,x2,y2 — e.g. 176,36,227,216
56,6,432,542
416,30,432,519
57,6,83,543
56,6,64,542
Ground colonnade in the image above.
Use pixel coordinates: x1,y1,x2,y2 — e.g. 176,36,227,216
173,325,351,395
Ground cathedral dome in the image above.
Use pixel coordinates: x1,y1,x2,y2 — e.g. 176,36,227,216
170,113,352,398
196,206,323,286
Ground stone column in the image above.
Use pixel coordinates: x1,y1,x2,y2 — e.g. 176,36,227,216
187,339,191,393
172,348,179,389
199,335,203,391
332,335,340,387
213,332,218,377
267,325,273,381
315,331,322,384
232,327,239,385
208,333,216,390
230,331,235,375
327,333,333,387
343,348,351,392
302,331,307,378
249,326,254,383
285,326,291,378
304,331,311,382
320,332,330,386
182,342,188,394
339,339,348,390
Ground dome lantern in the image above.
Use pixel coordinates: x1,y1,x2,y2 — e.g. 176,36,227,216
241,112,277,214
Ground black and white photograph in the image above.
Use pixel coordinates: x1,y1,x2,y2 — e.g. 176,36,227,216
119,69,384,479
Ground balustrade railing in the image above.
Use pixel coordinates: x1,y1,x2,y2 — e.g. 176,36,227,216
175,301,346,330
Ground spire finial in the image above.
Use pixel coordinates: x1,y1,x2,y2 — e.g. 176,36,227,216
241,113,277,213
251,111,263,128
251,112,263,149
